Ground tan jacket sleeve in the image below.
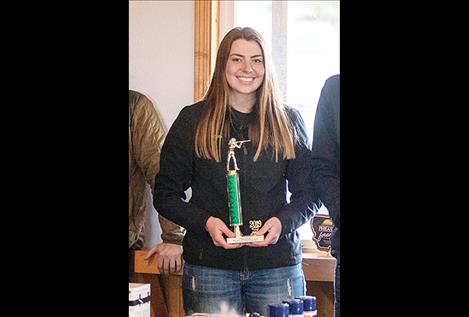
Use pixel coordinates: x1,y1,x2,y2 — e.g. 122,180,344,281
132,94,186,244
131,95,165,190
158,214,186,245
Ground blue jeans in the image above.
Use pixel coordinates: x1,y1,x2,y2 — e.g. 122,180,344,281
182,262,306,316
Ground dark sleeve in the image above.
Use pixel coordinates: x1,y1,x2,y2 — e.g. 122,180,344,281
153,106,212,236
311,75,340,225
276,107,320,236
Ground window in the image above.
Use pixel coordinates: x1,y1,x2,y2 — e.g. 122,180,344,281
224,0,340,239
234,1,340,144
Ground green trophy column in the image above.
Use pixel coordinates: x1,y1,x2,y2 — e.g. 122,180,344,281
227,170,243,226
225,138,263,244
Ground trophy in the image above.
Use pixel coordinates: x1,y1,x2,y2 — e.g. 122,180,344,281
226,138,264,244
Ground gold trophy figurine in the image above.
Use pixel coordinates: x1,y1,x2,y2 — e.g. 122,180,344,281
226,138,264,244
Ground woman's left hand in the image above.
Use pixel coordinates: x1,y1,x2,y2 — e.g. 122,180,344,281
247,217,281,247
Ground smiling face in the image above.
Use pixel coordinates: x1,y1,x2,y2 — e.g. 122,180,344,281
225,39,265,104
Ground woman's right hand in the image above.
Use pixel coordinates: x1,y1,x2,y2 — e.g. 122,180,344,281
205,216,243,249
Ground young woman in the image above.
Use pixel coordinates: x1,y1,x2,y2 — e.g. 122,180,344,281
154,27,318,316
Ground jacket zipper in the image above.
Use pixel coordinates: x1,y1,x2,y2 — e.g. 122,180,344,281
198,239,206,260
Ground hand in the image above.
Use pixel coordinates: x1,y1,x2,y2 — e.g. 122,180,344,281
205,216,243,249
144,242,183,274
247,217,282,247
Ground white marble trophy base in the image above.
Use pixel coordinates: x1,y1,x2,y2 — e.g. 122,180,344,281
227,235,264,244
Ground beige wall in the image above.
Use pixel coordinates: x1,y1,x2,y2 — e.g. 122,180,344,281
129,0,194,129
129,0,194,247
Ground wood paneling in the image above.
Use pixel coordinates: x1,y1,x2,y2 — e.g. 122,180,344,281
194,0,219,102
307,281,334,317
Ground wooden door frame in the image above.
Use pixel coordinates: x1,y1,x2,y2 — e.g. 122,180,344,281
194,0,219,102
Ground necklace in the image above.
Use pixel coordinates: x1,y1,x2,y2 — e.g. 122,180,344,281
228,108,250,157
229,107,249,140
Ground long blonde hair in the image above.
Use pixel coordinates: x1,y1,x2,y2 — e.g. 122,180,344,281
194,27,297,162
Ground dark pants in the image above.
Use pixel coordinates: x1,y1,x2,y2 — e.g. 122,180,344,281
331,227,340,317
333,257,340,317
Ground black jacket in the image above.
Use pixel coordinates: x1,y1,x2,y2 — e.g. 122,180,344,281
311,74,340,257
154,101,318,271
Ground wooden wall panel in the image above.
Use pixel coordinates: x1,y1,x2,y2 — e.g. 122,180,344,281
194,0,219,102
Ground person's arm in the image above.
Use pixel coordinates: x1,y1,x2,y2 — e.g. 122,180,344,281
251,107,319,247
144,241,183,274
144,214,186,274
153,105,213,236
158,214,185,244
274,107,320,236
131,96,165,190
154,105,240,251
133,96,186,272
311,75,340,225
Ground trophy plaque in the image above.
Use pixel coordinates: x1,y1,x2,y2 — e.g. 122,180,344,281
226,138,264,244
